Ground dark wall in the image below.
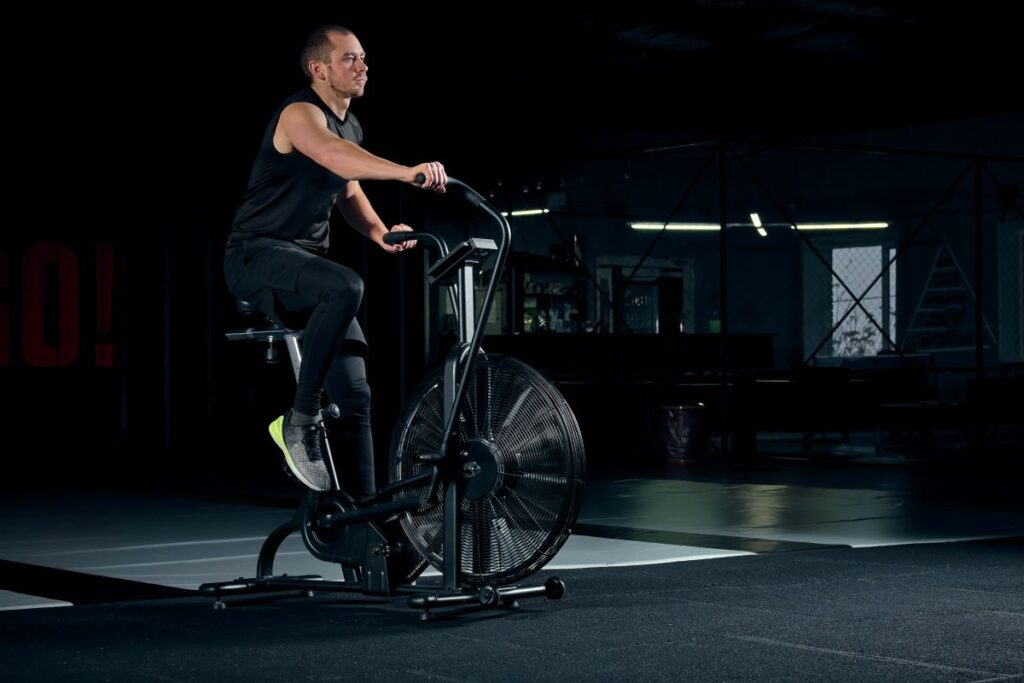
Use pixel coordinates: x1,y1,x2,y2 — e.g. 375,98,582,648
4,15,1021,486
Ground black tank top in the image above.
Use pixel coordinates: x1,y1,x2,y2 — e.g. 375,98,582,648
230,87,364,252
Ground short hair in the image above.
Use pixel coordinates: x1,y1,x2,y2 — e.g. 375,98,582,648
300,25,353,80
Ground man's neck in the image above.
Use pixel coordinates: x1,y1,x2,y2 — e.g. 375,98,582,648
310,81,350,120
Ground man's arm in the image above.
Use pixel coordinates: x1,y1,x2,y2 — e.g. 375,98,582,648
337,181,417,253
337,180,387,246
277,102,444,188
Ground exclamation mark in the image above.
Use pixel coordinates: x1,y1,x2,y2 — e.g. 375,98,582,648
95,244,114,367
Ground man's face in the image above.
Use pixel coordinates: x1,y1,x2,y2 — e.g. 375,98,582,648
323,32,367,99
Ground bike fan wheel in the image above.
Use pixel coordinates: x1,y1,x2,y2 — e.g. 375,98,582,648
389,354,584,586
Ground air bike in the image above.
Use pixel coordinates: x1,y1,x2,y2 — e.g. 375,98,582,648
200,176,585,620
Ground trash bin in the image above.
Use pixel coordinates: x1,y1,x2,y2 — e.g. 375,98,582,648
658,403,708,462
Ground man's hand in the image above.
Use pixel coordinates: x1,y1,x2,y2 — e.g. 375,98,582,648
408,162,447,193
381,224,418,253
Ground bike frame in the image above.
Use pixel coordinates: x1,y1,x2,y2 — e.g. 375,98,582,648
316,179,510,590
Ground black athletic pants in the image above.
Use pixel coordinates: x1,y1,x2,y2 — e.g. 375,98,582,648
273,257,374,496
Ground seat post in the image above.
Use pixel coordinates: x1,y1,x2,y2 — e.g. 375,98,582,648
229,299,305,383
283,332,303,383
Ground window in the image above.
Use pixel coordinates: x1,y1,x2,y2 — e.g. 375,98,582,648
830,246,897,357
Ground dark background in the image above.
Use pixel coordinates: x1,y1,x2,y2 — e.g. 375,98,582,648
3,4,1021,489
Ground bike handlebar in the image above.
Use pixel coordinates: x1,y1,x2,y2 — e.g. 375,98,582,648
394,174,507,255
414,173,487,209
382,231,448,255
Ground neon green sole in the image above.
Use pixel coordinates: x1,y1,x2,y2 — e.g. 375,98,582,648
268,415,317,490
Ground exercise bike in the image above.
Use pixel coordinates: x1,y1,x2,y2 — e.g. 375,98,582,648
200,177,585,619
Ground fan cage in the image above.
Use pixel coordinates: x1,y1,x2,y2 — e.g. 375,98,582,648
389,354,584,585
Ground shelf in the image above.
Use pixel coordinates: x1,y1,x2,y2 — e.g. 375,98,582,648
510,251,586,335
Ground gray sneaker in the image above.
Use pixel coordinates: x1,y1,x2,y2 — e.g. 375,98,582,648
268,412,331,491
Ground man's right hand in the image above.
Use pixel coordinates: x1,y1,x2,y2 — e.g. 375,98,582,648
409,162,447,193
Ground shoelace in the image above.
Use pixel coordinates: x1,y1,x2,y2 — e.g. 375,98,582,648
300,424,324,462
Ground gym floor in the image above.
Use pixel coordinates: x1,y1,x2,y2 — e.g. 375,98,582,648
2,452,1022,681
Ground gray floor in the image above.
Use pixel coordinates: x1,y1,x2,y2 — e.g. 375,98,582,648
2,457,1023,681
2,458,1021,609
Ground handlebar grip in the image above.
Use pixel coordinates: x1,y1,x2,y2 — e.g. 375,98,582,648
383,232,416,245
385,231,448,254
413,172,486,210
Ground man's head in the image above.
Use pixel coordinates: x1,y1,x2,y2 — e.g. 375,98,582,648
301,25,367,99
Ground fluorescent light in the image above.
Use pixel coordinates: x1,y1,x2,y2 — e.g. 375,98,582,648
630,220,889,233
750,213,767,237
500,208,550,217
630,222,720,231
790,222,888,231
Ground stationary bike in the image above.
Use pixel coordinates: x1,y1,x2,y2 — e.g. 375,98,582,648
200,177,585,619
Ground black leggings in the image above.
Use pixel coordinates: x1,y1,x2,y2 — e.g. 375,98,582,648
273,258,374,496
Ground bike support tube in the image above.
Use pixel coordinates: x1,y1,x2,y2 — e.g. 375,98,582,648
433,179,510,467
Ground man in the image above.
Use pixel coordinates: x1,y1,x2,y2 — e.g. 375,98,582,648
224,24,446,493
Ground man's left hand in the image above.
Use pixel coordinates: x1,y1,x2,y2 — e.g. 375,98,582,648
382,224,417,253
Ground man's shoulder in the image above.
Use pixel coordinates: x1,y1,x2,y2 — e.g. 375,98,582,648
270,88,316,114
267,90,319,124
277,95,325,126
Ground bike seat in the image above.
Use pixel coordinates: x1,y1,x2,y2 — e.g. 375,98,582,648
227,298,293,342
235,298,264,317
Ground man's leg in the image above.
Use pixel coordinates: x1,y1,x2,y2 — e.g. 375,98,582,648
269,258,364,491
325,352,376,497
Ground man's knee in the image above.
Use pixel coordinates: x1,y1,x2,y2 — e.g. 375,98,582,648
322,270,364,303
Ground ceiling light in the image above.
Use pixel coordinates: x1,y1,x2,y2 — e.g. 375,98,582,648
630,222,720,231
501,209,551,217
630,220,889,233
751,213,767,237
790,222,888,231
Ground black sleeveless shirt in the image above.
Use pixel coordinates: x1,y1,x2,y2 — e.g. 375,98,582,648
222,88,369,347
230,87,364,252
